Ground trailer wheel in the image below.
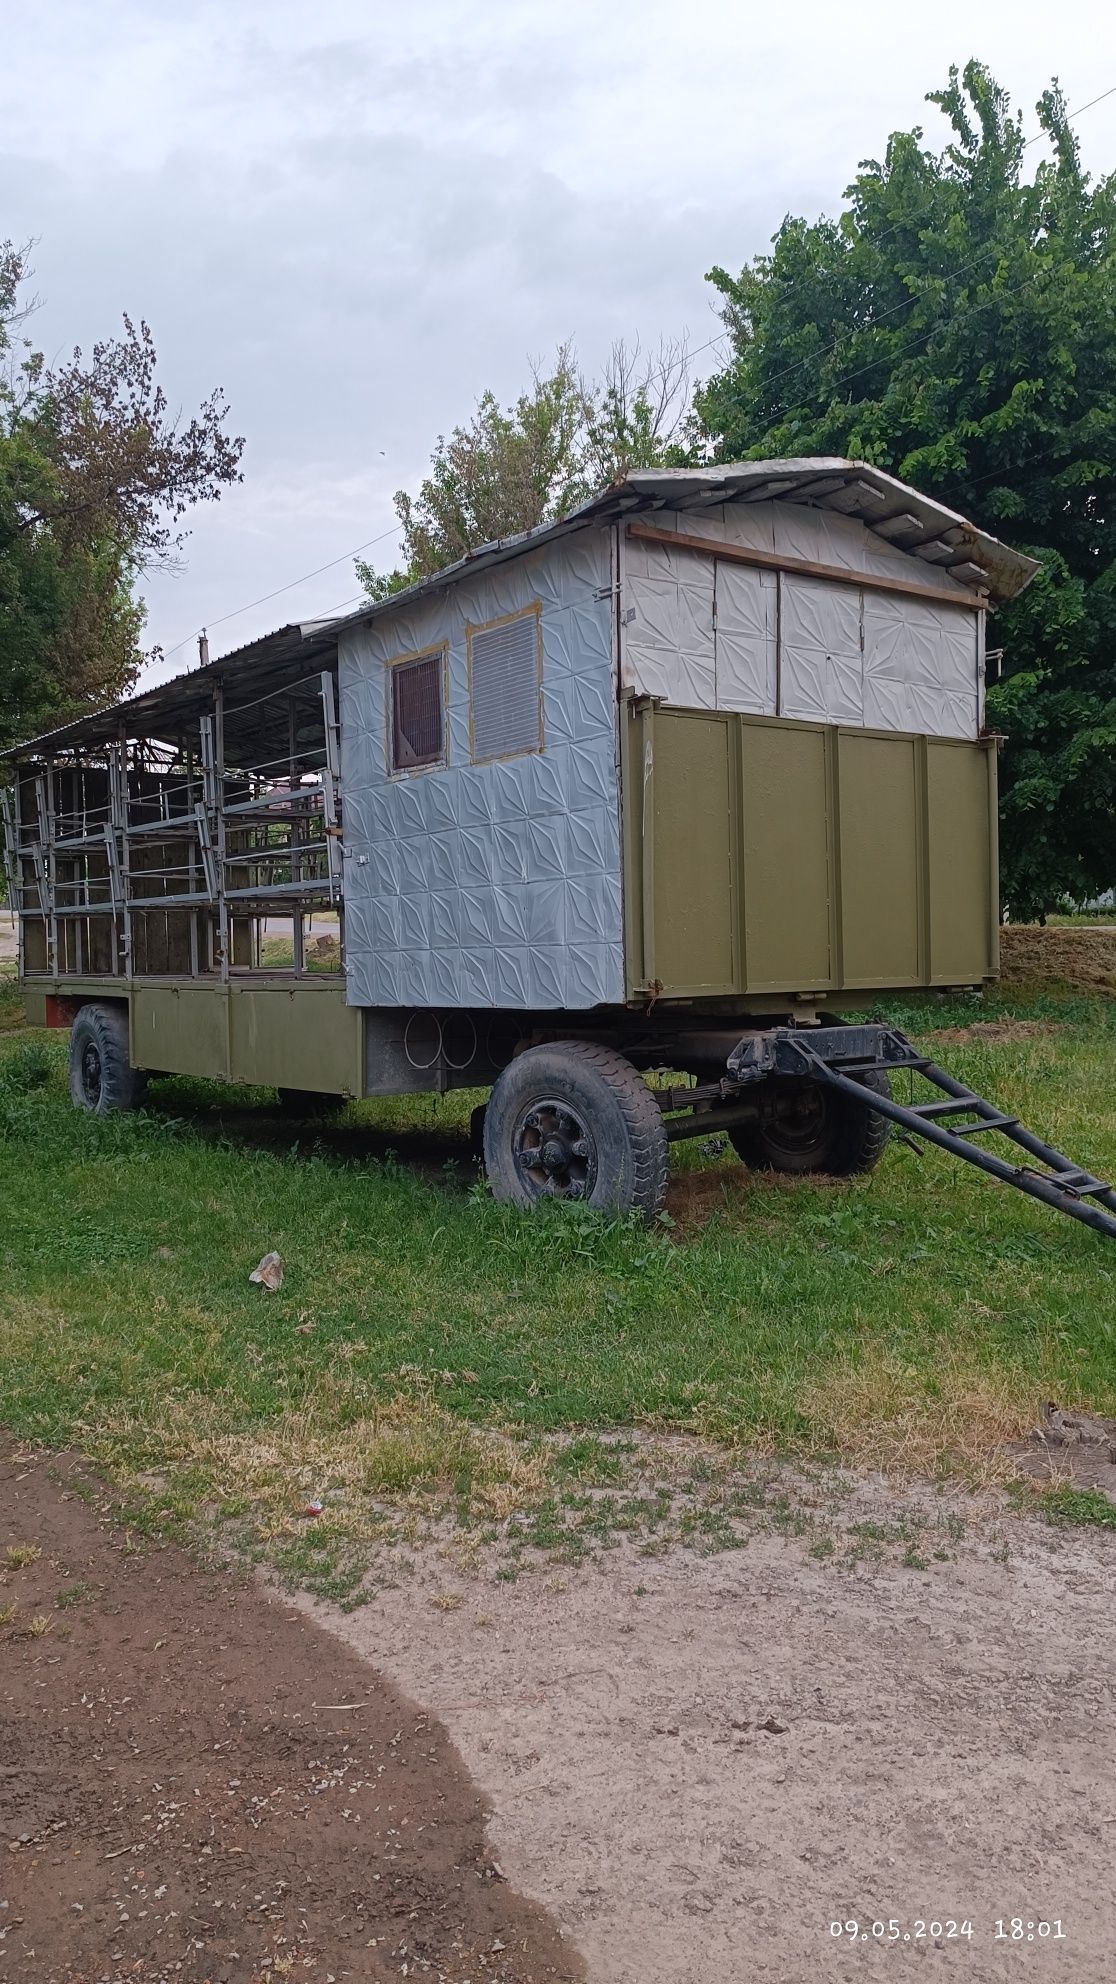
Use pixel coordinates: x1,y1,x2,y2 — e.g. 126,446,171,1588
483,1041,668,1218
729,1069,891,1177
68,1003,147,1115
468,1102,487,1165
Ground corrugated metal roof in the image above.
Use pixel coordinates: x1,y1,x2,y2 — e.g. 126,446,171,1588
3,619,342,758
5,460,1038,758
328,459,1035,629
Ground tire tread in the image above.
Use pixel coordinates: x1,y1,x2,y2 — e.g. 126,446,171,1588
484,1038,668,1217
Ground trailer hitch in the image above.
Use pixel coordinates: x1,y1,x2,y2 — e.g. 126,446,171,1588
724,1024,1116,1243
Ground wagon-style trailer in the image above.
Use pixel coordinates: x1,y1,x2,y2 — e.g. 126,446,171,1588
4,459,1115,1239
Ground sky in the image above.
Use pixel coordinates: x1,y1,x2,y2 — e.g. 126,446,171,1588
3,0,1116,690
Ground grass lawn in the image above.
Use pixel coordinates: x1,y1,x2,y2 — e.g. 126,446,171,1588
1,951,1114,1590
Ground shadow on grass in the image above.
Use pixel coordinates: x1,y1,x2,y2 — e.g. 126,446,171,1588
141,1077,479,1182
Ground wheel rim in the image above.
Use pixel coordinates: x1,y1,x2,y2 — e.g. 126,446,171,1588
759,1078,833,1161
511,1097,598,1201
79,1039,103,1108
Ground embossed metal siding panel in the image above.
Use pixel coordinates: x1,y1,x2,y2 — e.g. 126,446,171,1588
338,527,624,1011
620,502,982,739
713,561,777,713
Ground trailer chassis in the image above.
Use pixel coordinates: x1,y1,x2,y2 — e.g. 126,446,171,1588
655,1023,1116,1242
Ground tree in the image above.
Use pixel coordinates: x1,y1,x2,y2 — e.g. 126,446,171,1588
0,241,244,751
357,339,694,598
697,62,1116,918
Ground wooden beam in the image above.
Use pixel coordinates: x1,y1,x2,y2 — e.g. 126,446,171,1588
625,521,988,610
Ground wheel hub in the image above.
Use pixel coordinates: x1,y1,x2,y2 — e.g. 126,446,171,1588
512,1100,598,1200
80,1041,103,1108
761,1077,832,1155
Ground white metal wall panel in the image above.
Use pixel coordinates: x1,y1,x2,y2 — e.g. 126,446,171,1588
772,501,971,591
862,592,979,737
621,525,715,706
779,576,864,724
339,528,624,1012
618,501,981,739
713,561,777,712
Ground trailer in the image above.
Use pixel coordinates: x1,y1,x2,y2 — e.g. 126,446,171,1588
4,458,1115,1239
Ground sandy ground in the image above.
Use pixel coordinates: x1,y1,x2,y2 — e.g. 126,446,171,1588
309,1476,1116,1984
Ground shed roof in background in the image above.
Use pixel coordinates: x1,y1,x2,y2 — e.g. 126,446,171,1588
7,460,1039,757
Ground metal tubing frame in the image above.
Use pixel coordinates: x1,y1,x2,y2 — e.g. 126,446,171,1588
13,663,343,988
751,1027,1116,1242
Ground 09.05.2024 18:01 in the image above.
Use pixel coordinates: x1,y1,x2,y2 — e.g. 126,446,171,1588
829,1919,1067,1944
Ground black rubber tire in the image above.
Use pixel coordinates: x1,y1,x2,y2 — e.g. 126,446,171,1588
729,1068,892,1177
483,1040,668,1218
68,1003,147,1115
468,1102,488,1165
276,1088,342,1117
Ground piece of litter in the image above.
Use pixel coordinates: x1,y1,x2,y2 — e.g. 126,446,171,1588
298,1501,324,1519
249,1251,283,1292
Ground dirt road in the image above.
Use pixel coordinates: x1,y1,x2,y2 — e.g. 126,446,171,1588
0,1444,580,1984
7,1442,1115,1983
316,1476,1116,1984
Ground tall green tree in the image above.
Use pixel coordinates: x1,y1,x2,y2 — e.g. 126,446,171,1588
0,242,244,751
358,339,694,598
698,63,1116,918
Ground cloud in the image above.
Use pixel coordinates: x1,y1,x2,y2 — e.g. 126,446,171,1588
3,0,1115,678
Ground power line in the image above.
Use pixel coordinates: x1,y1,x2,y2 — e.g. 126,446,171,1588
686,79,1116,387
159,521,400,662
155,81,1115,666
750,247,1073,438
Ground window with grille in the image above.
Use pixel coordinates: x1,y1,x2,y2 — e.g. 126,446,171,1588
469,608,542,762
389,651,445,772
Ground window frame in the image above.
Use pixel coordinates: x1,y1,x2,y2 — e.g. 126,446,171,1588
465,602,544,766
384,644,449,778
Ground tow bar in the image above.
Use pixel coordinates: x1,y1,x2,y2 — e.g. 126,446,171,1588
722,1025,1116,1242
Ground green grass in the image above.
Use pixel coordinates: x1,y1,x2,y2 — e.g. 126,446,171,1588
0,961,22,1031
0,980,1114,1573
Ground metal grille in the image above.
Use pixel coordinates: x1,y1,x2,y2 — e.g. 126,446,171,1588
470,612,541,762
391,653,444,770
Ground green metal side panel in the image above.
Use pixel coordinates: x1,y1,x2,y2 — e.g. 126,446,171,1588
837,732,922,988
130,982,362,1093
21,985,50,1027
133,985,230,1079
739,721,831,992
228,985,362,1094
927,738,998,983
647,711,737,994
622,703,997,1001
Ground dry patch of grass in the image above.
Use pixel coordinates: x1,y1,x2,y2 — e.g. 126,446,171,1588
798,1341,1046,1484
88,1371,552,1568
1001,923,1116,995
926,1019,1060,1046
5,1542,41,1568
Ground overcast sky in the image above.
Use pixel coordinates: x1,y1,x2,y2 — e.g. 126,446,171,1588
3,0,1115,688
